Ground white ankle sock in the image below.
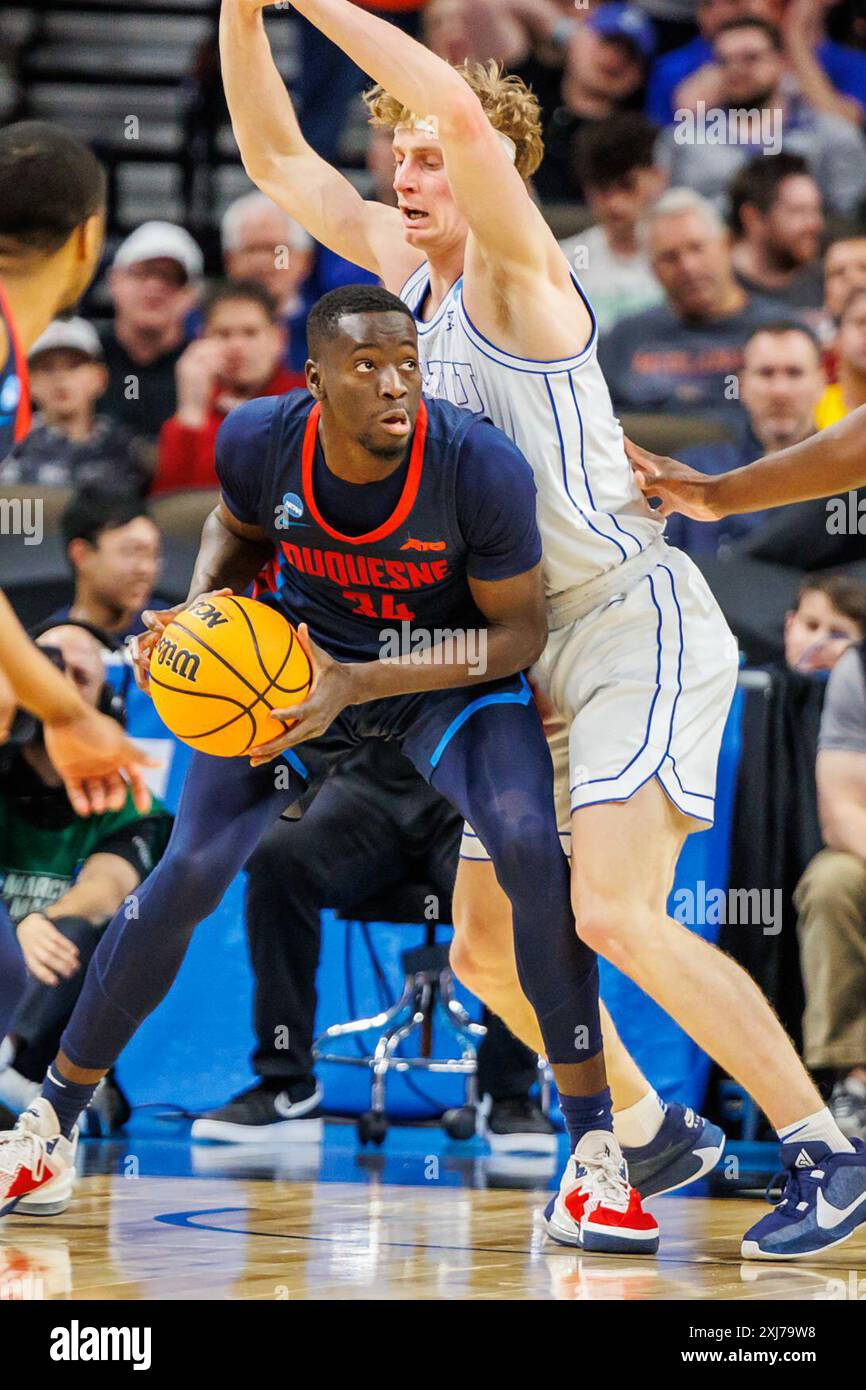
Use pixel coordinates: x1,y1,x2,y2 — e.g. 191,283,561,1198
778,1106,854,1154
613,1088,666,1148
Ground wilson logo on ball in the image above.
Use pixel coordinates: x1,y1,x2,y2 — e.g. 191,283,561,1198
154,638,201,682
149,595,311,757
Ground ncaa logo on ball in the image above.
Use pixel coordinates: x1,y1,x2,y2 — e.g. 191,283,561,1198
275,491,305,530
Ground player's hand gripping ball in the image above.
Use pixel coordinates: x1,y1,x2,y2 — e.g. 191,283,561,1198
148,595,312,757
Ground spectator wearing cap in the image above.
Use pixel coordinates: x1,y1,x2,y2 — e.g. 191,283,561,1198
154,280,303,495
662,320,827,557
533,3,658,203
655,17,866,217
220,192,313,372
729,153,825,320
815,286,866,429
99,221,204,455
598,188,777,421
647,0,866,128
558,112,666,334
0,319,150,494
45,485,163,643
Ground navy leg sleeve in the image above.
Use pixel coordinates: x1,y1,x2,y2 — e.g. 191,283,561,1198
60,751,304,1071
418,701,601,1068
0,898,26,1042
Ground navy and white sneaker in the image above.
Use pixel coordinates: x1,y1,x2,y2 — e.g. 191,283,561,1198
191,1081,323,1144
741,1138,866,1260
621,1102,725,1198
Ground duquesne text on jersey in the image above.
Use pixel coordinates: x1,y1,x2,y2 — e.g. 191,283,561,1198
279,541,450,591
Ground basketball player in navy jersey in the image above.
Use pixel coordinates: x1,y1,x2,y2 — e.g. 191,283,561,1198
0,286,658,1250
217,0,866,1261
0,122,154,1058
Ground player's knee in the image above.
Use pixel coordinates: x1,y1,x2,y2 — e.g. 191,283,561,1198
160,845,226,922
572,890,641,974
491,815,562,903
449,927,509,1001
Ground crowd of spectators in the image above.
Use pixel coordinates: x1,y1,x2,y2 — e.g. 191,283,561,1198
4,0,866,1138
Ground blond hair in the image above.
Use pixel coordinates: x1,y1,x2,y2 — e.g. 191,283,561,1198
363,59,544,181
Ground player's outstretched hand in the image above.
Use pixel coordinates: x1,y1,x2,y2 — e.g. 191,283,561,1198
624,437,725,520
16,913,81,987
249,623,353,765
131,588,233,692
44,705,158,817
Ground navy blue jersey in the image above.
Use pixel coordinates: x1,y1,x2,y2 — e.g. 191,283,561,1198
0,283,30,458
216,391,541,662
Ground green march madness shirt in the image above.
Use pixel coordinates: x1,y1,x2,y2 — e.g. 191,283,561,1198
0,777,172,925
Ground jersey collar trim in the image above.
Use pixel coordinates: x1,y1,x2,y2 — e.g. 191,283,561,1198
301,399,428,546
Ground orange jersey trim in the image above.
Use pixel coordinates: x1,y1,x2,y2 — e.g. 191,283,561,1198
0,280,31,443
301,399,427,547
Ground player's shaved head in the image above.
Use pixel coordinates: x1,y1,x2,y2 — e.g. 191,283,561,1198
307,284,416,358
0,121,106,258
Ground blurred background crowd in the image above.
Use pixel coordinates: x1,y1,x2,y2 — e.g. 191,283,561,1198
3,0,866,1147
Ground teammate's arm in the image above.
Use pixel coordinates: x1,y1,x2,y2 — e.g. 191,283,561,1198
219,2,414,281
625,404,866,520
0,591,154,815
282,0,552,271
132,499,275,690
249,563,548,763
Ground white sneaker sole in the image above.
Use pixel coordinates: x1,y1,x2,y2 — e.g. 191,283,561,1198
12,1167,75,1217
191,1116,324,1145
483,1128,558,1157
741,1224,864,1261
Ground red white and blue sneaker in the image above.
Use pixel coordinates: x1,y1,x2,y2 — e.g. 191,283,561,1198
741,1138,866,1260
0,1099,77,1217
622,1103,725,1198
543,1130,659,1254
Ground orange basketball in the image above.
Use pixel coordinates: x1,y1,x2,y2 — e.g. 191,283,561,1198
149,595,311,757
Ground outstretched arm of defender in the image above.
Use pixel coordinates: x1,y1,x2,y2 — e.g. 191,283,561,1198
627,404,866,520
219,1,412,278
284,0,552,271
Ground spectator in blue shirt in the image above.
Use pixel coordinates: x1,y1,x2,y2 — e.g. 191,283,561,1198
665,319,827,556
647,0,866,127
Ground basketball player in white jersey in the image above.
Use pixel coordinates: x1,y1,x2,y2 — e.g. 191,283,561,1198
220,0,866,1261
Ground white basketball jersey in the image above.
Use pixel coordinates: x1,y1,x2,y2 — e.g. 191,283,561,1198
400,263,663,596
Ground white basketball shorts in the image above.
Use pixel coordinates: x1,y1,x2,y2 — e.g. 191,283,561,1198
461,541,739,861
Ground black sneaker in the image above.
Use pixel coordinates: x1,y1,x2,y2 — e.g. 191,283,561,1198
82,1071,131,1137
191,1081,324,1144
478,1095,558,1155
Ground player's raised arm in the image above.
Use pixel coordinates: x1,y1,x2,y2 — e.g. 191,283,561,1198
285,0,552,272
219,1,415,280
626,404,866,520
